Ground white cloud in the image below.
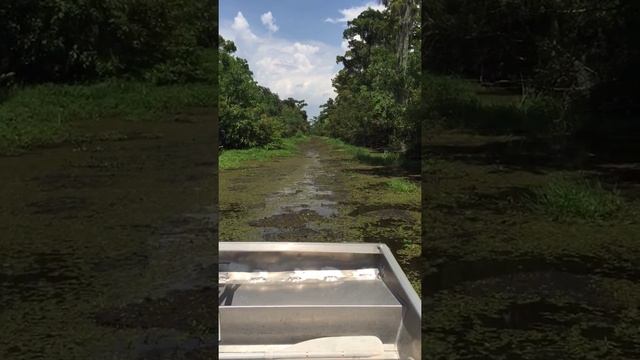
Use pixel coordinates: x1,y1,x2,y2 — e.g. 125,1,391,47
231,12,257,41
325,2,385,23
287,42,319,55
341,34,363,51
221,13,342,118
341,39,350,51
260,11,279,33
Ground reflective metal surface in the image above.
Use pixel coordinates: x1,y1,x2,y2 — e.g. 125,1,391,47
219,242,421,359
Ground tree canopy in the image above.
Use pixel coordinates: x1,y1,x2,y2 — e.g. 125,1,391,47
313,0,421,156
218,36,309,149
423,0,640,128
0,0,217,85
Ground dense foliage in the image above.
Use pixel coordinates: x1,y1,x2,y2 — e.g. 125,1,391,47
423,0,640,135
312,0,421,157
0,0,216,85
218,36,309,149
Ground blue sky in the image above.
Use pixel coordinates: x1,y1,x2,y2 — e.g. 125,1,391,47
220,1,385,118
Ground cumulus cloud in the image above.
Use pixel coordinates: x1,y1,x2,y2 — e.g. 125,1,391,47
287,42,319,55
231,12,257,41
325,2,385,23
260,11,279,33
221,12,341,118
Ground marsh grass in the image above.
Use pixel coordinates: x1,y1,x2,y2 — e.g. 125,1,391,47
530,176,623,220
219,135,308,169
387,178,419,193
0,80,214,154
322,137,401,166
0,48,216,154
424,73,564,136
356,150,400,166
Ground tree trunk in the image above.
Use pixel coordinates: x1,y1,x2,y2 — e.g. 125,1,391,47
395,0,415,105
396,0,413,75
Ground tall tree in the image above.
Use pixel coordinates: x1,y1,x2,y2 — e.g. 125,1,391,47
320,4,420,152
379,0,420,103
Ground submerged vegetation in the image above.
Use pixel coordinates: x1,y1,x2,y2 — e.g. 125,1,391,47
423,0,640,358
1,2,219,358
219,136,421,292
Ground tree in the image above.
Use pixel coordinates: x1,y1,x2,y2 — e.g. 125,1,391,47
423,0,640,135
379,0,420,104
0,0,217,83
320,3,420,152
218,36,309,148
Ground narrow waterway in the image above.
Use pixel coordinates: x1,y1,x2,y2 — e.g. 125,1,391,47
219,136,422,288
422,130,640,358
0,108,218,360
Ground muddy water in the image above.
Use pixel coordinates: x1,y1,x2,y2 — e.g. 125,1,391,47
0,109,217,360
220,138,345,243
219,137,421,287
422,130,640,358
253,148,338,241
221,146,332,242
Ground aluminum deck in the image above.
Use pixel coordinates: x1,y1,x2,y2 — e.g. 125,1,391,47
219,279,403,345
218,242,420,359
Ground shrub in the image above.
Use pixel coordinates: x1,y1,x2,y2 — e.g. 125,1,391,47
424,73,567,136
144,47,212,85
222,116,284,149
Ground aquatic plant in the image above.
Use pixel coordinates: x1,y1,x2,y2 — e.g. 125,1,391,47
530,176,623,220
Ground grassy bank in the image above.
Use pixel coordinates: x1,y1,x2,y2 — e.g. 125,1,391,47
529,175,624,221
424,73,563,136
386,178,419,193
0,49,216,155
219,135,309,169
0,81,215,154
321,137,402,166
321,137,422,291
322,136,420,198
